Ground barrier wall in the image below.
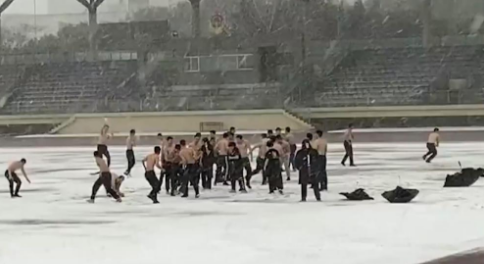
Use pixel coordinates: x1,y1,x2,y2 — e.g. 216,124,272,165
294,104,484,119
56,110,312,134
3,105,484,135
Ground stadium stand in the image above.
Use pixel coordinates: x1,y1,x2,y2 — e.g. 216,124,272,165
1,61,138,114
308,45,484,107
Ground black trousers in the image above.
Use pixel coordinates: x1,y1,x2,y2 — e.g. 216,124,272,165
158,164,171,194
145,170,160,202
4,170,21,197
167,163,181,195
424,143,437,162
97,144,111,167
230,172,246,191
215,156,228,183
126,149,135,174
201,165,213,189
242,157,252,183
91,172,119,200
341,140,354,166
251,157,266,184
317,155,328,190
289,144,297,170
300,169,321,201
266,165,283,192
181,164,199,197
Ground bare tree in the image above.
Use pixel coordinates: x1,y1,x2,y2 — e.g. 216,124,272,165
0,0,15,47
189,0,201,38
75,0,105,57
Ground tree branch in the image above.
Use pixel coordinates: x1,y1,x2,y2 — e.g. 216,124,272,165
0,0,15,14
76,0,90,9
94,0,105,9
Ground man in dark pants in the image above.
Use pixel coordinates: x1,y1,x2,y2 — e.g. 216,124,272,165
159,136,174,193
88,151,121,203
215,133,230,185
312,130,328,191
124,129,137,176
285,127,297,171
295,140,321,202
423,128,440,163
142,146,162,204
250,133,270,185
5,159,30,198
227,142,247,193
341,123,355,166
165,144,182,196
200,138,215,189
180,140,200,198
264,142,284,194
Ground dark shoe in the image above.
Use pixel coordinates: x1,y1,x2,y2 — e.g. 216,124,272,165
350,164,356,167
341,162,346,166
240,189,248,193
286,178,291,181
13,194,22,198
181,194,188,198
195,194,200,198
223,182,229,186
87,199,95,203
300,199,306,202
278,190,284,195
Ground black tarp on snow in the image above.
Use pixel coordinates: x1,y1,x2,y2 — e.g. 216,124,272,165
444,168,484,187
340,188,374,201
382,186,419,203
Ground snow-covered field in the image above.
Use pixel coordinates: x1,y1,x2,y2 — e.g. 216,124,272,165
1,143,484,264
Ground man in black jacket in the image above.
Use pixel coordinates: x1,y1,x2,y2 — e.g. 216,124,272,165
200,137,215,189
264,141,284,194
227,142,247,193
295,140,321,202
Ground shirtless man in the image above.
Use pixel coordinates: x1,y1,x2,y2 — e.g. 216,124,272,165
111,172,126,198
236,135,253,189
275,127,282,136
285,127,297,171
97,123,113,167
275,135,291,181
250,133,271,185
423,128,440,163
124,129,137,176
312,130,328,191
165,143,181,196
143,146,162,204
180,140,200,198
341,123,355,166
88,151,121,203
159,136,174,194
189,132,203,152
5,159,30,198
214,133,230,185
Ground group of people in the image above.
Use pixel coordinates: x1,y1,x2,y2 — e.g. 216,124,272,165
86,121,342,203
3,119,441,203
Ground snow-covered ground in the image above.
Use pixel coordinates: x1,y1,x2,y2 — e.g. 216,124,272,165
1,143,484,264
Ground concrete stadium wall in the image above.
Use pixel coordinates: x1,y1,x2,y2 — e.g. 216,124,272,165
294,105,484,119
56,110,312,134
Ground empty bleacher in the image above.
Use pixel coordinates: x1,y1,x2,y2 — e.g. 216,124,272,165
2,61,138,114
309,45,484,107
